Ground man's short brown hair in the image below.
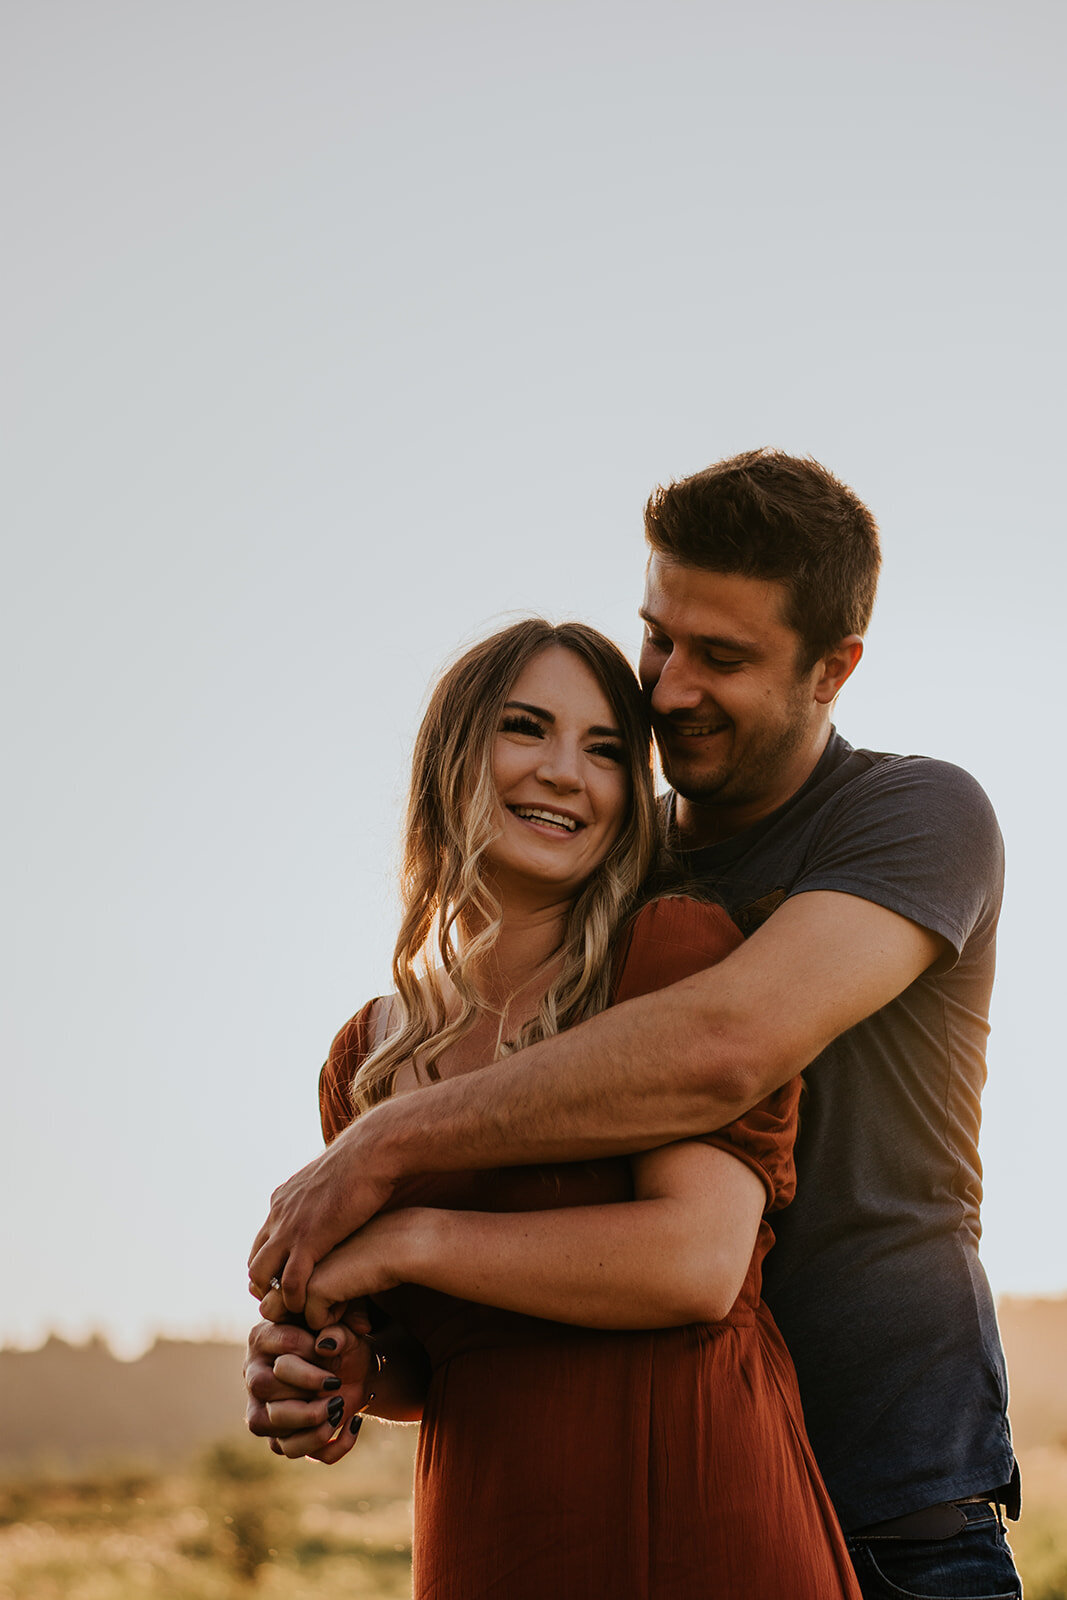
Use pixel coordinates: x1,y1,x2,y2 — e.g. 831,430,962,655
644,448,881,667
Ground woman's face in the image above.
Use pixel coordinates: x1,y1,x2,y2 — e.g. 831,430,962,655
485,646,631,902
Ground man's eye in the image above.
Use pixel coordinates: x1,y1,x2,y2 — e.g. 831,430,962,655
500,714,544,737
645,630,670,652
706,655,743,670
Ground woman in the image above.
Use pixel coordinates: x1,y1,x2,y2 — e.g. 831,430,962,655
259,619,860,1599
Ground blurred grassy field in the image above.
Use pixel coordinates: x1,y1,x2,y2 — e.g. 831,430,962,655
1,1433,1065,1599
0,1429,418,1600
1013,1445,1067,1599
3,1300,1065,1597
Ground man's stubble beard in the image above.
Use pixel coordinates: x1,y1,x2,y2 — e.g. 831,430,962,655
657,691,814,815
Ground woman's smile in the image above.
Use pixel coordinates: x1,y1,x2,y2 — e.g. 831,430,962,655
507,804,584,835
487,646,630,898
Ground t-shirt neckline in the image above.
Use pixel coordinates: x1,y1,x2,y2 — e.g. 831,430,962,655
664,727,855,865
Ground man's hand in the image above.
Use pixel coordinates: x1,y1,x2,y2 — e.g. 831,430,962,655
248,1115,398,1313
244,1318,379,1463
258,1212,416,1333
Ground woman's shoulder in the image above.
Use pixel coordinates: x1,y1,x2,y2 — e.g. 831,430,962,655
330,994,399,1057
325,996,383,1063
631,892,741,942
612,895,743,1005
625,893,743,963
319,995,396,1142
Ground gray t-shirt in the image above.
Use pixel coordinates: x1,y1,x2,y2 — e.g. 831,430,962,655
668,729,1014,1531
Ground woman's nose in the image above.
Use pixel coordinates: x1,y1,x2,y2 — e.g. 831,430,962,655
536,744,583,791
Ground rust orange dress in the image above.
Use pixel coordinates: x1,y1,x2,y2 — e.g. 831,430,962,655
319,897,860,1600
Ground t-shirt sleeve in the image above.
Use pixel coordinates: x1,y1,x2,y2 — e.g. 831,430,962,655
318,1001,377,1144
790,757,1004,963
613,897,798,1212
695,1079,802,1213
612,895,743,1004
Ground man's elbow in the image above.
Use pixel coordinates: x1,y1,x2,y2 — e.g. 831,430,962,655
682,1023,796,1118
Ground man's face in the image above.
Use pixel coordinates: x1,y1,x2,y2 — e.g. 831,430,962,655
639,556,826,826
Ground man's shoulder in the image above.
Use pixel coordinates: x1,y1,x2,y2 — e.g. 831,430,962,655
824,746,1000,833
691,743,1003,947
794,746,1004,954
846,745,985,786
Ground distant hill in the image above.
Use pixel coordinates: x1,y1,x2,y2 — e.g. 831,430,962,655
1,1297,1064,1471
0,1334,248,1470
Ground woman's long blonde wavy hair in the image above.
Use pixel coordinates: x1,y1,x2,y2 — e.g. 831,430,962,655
349,620,660,1112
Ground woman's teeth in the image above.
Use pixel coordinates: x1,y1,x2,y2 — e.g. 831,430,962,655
511,807,579,832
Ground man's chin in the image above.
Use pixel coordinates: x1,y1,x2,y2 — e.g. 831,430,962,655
658,754,731,805
656,727,730,780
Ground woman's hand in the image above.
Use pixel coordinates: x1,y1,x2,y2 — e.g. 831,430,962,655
305,1211,422,1330
245,1316,380,1463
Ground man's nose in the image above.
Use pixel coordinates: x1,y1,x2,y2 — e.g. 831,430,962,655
649,650,704,714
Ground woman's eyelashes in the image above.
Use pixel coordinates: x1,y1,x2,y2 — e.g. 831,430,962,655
498,716,625,766
500,713,545,738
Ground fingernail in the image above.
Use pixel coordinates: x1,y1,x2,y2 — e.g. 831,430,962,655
327,1397,344,1426
321,1376,341,1392
349,1415,363,1437
316,1337,337,1351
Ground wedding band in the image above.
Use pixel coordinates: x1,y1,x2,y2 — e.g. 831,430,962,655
269,1276,282,1292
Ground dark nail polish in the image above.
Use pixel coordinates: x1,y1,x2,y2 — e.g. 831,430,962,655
316,1337,337,1351
327,1397,345,1425
349,1415,363,1436
321,1375,341,1391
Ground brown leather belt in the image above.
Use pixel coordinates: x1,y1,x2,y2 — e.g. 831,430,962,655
856,1462,1021,1541
856,1496,999,1541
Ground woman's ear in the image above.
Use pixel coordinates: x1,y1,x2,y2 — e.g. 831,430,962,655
813,635,864,705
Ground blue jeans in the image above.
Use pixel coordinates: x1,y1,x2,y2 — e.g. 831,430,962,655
846,1504,1022,1600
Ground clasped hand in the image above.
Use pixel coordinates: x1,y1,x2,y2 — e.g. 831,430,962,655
244,1313,379,1463
245,1219,405,1460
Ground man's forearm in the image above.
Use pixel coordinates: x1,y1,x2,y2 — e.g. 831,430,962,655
347,967,770,1189
248,970,758,1309
250,892,942,1308
349,890,944,1187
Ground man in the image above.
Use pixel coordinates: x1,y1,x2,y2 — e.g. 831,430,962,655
246,449,1020,1598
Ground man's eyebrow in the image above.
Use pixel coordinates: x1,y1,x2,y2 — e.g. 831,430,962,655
638,608,759,656
503,701,622,738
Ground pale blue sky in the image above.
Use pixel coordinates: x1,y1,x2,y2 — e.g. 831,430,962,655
4,0,1064,1352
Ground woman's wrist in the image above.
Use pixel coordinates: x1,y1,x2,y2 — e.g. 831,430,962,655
389,1206,441,1285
